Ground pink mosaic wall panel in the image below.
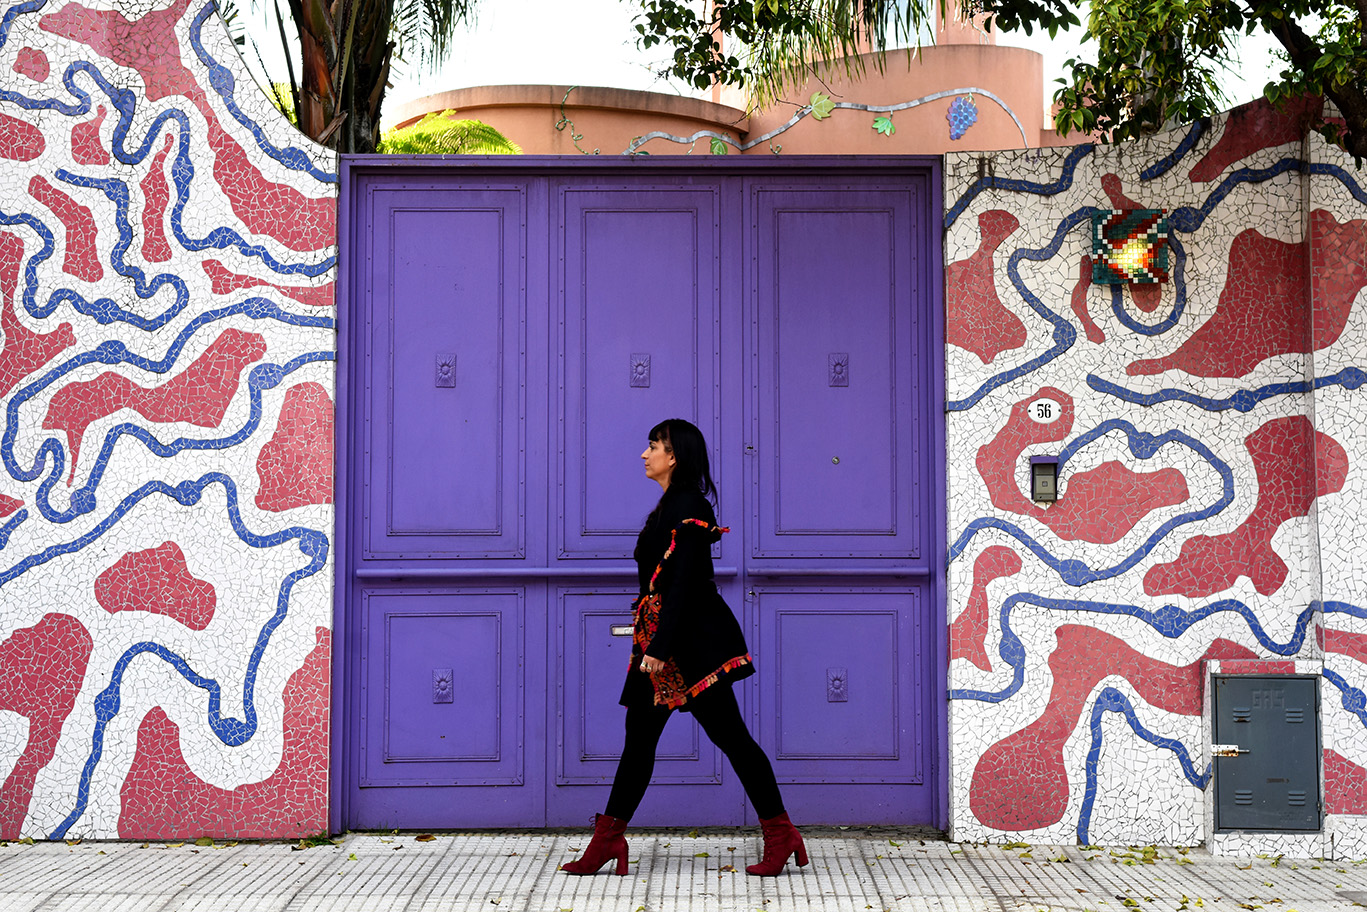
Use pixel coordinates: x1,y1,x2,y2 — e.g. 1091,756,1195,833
0,0,335,839
945,98,1367,856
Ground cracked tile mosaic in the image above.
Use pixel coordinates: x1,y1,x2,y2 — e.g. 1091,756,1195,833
0,0,335,840
945,96,1367,857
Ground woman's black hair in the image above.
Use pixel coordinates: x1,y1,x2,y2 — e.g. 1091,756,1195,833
645,418,717,525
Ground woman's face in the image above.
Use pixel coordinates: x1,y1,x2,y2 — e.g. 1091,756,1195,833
641,437,676,488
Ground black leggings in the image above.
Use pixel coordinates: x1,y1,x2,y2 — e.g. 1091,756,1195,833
604,683,784,821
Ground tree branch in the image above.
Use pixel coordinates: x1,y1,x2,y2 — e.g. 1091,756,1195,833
1256,8,1367,161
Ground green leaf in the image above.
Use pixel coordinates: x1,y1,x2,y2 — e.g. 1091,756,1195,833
872,115,895,135
809,92,835,120
709,136,729,155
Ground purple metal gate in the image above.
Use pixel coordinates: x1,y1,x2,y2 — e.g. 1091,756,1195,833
336,158,946,830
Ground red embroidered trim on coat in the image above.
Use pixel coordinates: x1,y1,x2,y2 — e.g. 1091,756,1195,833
634,518,737,708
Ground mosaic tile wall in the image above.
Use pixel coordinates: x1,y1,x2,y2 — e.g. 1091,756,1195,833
945,97,1367,856
0,0,336,839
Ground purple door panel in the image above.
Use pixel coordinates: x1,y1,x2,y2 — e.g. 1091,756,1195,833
750,184,923,559
363,188,528,560
556,186,723,560
339,160,943,830
554,589,740,825
753,588,929,822
355,587,542,828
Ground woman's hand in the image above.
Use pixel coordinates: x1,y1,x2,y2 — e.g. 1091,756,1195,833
639,655,665,675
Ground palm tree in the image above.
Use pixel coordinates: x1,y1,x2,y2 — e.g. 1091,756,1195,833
269,0,476,153
378,110,521,154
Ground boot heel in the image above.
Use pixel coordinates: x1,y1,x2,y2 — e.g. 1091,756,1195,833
794,842,809,867
614,850,629,876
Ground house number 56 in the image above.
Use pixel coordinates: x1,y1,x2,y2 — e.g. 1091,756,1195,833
1027,398,1061,423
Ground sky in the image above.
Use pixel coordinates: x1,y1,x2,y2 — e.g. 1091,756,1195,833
238,0,1286,129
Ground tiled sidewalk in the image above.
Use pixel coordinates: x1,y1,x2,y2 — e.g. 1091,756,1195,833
1,830,1365,911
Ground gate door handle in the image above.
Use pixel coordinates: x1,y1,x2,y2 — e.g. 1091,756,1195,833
1212,744,1250,757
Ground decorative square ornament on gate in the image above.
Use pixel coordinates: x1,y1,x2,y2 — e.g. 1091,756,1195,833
1091,208,1171,284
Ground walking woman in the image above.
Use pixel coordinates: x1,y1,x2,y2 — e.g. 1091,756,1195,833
561,418,807,877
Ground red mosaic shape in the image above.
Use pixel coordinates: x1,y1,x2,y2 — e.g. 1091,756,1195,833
976,389,1188,544
117,628,331,839
950,546,1021,672
1044,461,1189,545
255,382,334,512
947,210,1027,364
0,493,21,518
0,613,93,838
27,175,103,283
1144,416,1349,597
1325,627,1367,666
0,110,43,161
976,387,1075,515
12,47,49,82
1325,749,1367,815
94,541,216,631
0,231,76,400
202,259,334,308
38,0,334,253
1129,211,1366,378
1070,255,1105,344
70,104,110,166
1311,209,1367,348
139,134,174,263
42,328,268,482
39,0,198,102
969,630,1256,831
1190,96,1325,183
192,97,336,253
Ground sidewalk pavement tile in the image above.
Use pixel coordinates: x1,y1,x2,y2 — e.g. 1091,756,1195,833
4,832,1367,911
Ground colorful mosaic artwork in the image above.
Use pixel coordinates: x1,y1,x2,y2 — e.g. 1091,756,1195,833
0,0,336,839
945,97,1367,857
1091,208,1171,284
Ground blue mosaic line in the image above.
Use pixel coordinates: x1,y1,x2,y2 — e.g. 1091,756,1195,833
0,0,47,50
1323,669,1367,729
34,472,328,839
949,420,1234,584
2,303,334,519
1076,686,1210,843
1168,158,1306,234
187,2,336,184
45,351,335,523
949,595,1316,705
0,199,189,330
1108,234,1188,336
1087,367,1367,412
945,209,1087,411
1310,162,1367,206
945,143,1094,229
1325,601,1367,621
8,56,334,278
1323,602,1367,730
1140,120,1208,181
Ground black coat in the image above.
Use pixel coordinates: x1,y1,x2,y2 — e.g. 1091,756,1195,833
620,485,753,711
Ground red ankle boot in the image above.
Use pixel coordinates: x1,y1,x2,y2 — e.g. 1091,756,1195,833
561,813,629,875
746,811,808,875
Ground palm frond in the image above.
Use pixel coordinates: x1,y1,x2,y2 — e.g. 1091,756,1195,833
379,110,521,154
392,0,478,73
